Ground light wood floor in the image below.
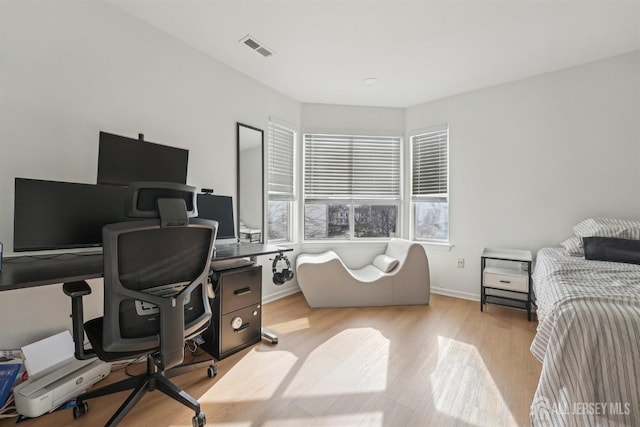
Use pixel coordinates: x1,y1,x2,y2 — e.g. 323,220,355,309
0,293,541,427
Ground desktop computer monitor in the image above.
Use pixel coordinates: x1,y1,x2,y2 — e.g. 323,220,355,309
196,194,236,245
13,178,130,252
97,131,189,186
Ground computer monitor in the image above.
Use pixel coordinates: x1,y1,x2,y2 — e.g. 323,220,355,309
97,131,189,186
13,178,130,252
196,194,236,244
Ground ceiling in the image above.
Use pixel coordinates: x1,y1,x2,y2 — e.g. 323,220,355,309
107,0,640,108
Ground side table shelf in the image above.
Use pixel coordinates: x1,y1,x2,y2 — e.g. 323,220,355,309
480,247,533,321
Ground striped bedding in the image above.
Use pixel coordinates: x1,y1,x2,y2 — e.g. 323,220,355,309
530,247,640,426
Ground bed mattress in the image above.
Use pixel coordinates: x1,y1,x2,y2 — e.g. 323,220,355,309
530,247,640,426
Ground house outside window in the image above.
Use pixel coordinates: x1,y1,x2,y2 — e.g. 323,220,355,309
267,122,295,242
411,126,449,242
303,133,401,240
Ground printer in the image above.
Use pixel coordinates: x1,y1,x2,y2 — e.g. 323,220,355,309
13,358,111,418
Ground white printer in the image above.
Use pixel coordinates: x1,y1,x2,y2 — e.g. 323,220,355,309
14,358,111,418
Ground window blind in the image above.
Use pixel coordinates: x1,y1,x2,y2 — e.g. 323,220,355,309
411,127,448,199
304,133,401,198
268,122,295,201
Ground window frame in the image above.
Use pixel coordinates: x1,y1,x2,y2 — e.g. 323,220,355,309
302,132,403,242
267,121,296,243
410,125,450,243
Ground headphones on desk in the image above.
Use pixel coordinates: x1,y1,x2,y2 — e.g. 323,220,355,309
272,253,294,285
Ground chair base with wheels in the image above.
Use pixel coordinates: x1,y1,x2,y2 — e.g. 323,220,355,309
72,355,211,427
64,280,217,427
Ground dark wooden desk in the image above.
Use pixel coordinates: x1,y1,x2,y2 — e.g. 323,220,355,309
0,243,291,291
0,243,291,344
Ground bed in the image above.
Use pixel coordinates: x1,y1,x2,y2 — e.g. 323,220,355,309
530,245,640,426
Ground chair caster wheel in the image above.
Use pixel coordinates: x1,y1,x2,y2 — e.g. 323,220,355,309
193,412,206,427
73,401,88,419
207,365,218,378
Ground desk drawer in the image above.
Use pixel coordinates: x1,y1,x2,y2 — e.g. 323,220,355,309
219,304,262,358
219,266,262,314
483,268,528,293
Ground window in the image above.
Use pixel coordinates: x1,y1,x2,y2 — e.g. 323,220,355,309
411,126,449,241
303,133,401,240
267,122,295,242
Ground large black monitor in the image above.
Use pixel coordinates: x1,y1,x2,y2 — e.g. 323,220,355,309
97,131,189,186
196,194,236,243
13,178,129,252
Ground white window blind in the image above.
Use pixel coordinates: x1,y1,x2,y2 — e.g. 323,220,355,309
304,133,401,198
268,122,295,201
412,127,448,199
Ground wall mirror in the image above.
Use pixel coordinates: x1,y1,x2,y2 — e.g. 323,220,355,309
237,122,264,243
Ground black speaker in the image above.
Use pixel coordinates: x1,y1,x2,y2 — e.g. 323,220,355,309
272,254,293,285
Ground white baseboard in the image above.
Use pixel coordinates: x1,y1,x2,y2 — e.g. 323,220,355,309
263,286,301,304
263,285,478,304
430,286,479,302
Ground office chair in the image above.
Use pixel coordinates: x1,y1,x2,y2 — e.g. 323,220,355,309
63,182,218,427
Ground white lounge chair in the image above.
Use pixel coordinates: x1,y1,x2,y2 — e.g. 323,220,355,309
296,238,430,307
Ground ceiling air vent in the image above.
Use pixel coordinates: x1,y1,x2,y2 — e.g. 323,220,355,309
243,38,260,50
255,47,273,57
239,35,274,58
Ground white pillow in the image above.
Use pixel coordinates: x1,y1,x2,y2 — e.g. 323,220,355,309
573,218,640,239
373,254,399,273
560,236,583,257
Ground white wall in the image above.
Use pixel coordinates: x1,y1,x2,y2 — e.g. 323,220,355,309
302,103,405,136
406,50,640,299
0,0,300,348
295,52,639,302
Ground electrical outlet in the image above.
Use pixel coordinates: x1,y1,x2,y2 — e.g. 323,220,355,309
457,257,464,268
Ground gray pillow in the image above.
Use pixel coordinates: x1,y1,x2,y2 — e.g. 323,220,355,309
583,237,640,265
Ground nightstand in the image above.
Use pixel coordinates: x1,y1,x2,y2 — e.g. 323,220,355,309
480,247,533,321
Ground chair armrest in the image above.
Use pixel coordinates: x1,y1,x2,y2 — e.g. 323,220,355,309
63,280,92,298
63,281,96,360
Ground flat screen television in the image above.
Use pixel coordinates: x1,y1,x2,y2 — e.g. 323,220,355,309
97,131,189,186
196,194,236,243
13,178,130,252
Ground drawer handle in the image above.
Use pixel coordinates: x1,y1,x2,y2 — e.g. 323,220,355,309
234,323,251,332
231,316,251,332
234,287,252,296
499,280,511,284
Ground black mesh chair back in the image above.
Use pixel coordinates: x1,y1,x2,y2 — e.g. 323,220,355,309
102,218,215,369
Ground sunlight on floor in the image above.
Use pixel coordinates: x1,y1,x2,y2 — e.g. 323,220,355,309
196,328,390,425
267,316,311,334
430,336,517,426
178,423,250,427
199,350,298,402
262,411,383,427
283,328,389,398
